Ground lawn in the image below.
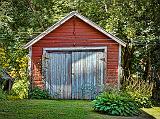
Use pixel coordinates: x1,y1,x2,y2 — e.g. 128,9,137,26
142,107,160,119
0,100,157,119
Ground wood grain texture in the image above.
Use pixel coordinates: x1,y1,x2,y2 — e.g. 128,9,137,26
31,17,119,89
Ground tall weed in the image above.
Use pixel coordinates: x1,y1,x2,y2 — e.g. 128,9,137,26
121,77,153,107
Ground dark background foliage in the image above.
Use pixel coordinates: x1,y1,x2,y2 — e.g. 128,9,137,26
0,0,160,99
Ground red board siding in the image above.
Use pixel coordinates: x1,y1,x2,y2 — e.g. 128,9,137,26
31,17,119,88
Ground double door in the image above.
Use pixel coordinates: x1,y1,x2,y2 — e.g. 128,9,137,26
44,49,105,99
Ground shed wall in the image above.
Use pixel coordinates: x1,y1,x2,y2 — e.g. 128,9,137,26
31,17,119,88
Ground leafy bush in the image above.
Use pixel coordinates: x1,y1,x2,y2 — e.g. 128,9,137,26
29,87,50,99
10,78,29,99
0,88,6,100
128,91,152,108
122,77,153,108
122,77,153,96
93,91,140,116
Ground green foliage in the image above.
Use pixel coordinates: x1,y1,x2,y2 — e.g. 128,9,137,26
29,87,50,99
0,79,6,90
10,78,29,99
122,77,153,108
0,88,6,100
124,77,153,96
93,91,140,116
128,91,152,108
0,0,160,103
7,95,21,100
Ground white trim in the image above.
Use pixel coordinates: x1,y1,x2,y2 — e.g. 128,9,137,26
23,11,126,49
103,47,107,85
28,46,33,89
43,46,106,52
28,46,32,76
118,44,122,90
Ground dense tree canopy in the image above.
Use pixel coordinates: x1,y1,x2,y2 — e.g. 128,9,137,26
0,0,160,98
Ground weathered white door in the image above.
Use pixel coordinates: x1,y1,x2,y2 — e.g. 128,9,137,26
71,51,104,99
45,52,72,99
44,50,105,99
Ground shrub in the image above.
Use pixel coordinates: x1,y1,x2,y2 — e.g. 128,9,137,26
0,88,6,100
93,91,140,116
29,87,50,99
122,77,153,108
10,78,29,99
128,91,152,108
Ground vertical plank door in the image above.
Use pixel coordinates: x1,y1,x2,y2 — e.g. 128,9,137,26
71,51,104,99
45,50,105,99
45,52,72,99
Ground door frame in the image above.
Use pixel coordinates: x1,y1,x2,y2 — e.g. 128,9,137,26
43,47,107,52
43,47,107,69
42,46,107,97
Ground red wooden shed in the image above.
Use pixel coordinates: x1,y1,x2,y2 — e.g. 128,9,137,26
24,11,126,99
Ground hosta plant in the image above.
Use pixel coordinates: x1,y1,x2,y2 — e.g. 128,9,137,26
93,91,140,116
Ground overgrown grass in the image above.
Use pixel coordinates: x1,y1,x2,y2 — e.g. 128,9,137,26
0,100,156,119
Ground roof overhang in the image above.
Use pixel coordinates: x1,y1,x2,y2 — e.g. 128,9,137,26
23,11,126,49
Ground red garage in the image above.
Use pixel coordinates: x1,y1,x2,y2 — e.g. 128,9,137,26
24,11,126,99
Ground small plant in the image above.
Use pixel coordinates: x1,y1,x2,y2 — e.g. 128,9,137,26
0,88,6,100
10,78,29,99
128,91,152,108
93,91,140,116
122,77,153,108
29,87,50,99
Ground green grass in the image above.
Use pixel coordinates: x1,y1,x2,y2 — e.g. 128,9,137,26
142,107,160,119
0,100,157,119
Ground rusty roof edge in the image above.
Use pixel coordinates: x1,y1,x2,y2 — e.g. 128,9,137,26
23,11,126,49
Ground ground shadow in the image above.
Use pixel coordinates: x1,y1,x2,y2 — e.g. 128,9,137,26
139,110,156,119
90,109,156,119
